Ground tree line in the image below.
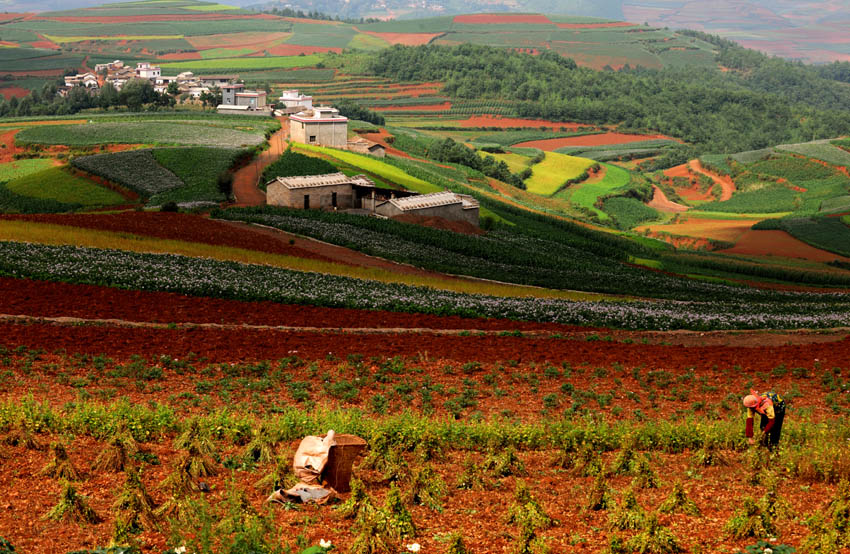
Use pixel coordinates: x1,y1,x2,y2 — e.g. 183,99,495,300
0,78,175,118
367,43,850,157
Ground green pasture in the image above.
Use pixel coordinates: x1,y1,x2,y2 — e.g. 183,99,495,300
347,33,389,51
159,54,322,73
556,162,630,219
4,167,124,206
287,23,356,49
4,19,287,38
0,48,61,62
0,52,85,72
0,159,55,182
16,121,266,148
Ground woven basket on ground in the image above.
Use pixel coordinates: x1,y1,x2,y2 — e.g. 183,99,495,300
322,434,367,493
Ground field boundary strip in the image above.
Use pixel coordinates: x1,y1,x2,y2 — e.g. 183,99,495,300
0,314,561,336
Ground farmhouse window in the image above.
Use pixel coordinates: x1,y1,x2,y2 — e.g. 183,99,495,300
332,192,338,208
304,195,310,209
309,135,316,142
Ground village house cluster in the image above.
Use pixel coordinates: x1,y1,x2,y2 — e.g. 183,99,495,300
62,60,271,108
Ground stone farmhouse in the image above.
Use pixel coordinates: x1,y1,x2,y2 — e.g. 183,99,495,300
217,83,271,116
346,136,386,157
135,62,161,80
64,72,98,89
289,106,348,148
375,191,480,227
200,75,240,88
94,60,123,73
266,172,479,226
278,90,313,114
267,172,386,211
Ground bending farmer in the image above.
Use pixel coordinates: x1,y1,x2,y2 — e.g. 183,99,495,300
743,390,786,449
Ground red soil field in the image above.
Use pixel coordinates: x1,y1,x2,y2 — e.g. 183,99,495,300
453,14,553,25
0,87,30,100
459,116,584,129
0,336,843,554
675,183,713,203
0,212,331,262
264,44,341,56
359,31,442,46
663,163,714,202
3,317,850,368
689,159,735,201
0,13,27,22
663,163,691,180
158,51,201,60
638,217,758,244
721,229,850,263
372,102,452,111
647,185,688,213
555,21,634,29
0,129,24,163
514,132,672,150
0,277,587,335
28,39,58,49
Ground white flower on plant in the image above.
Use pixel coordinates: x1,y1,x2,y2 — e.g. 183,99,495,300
764,549,772,554
406,544,421,553
319,539,332,549
174,547,187,554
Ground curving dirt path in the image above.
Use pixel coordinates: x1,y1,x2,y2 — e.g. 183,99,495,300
689,160,735,201
231,116,288,206
647,185,689,212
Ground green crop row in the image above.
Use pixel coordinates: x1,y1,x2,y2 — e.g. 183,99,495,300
72,149,182,197
260,148,337,189
16,122,266,148
778,141,850,167
0,52,85,72
5,239,850,330
602,197,660,230
150,147,245,204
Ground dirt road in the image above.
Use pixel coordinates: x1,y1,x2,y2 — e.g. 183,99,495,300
231,116,288,206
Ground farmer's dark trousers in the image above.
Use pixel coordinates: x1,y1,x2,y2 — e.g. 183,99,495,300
760,409,785,449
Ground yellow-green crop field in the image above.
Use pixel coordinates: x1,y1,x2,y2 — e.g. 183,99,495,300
0,220,612,301
5,168,125,206
293,143,443,194
525,152,595,196
160,55,322,72
482,151,530,174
